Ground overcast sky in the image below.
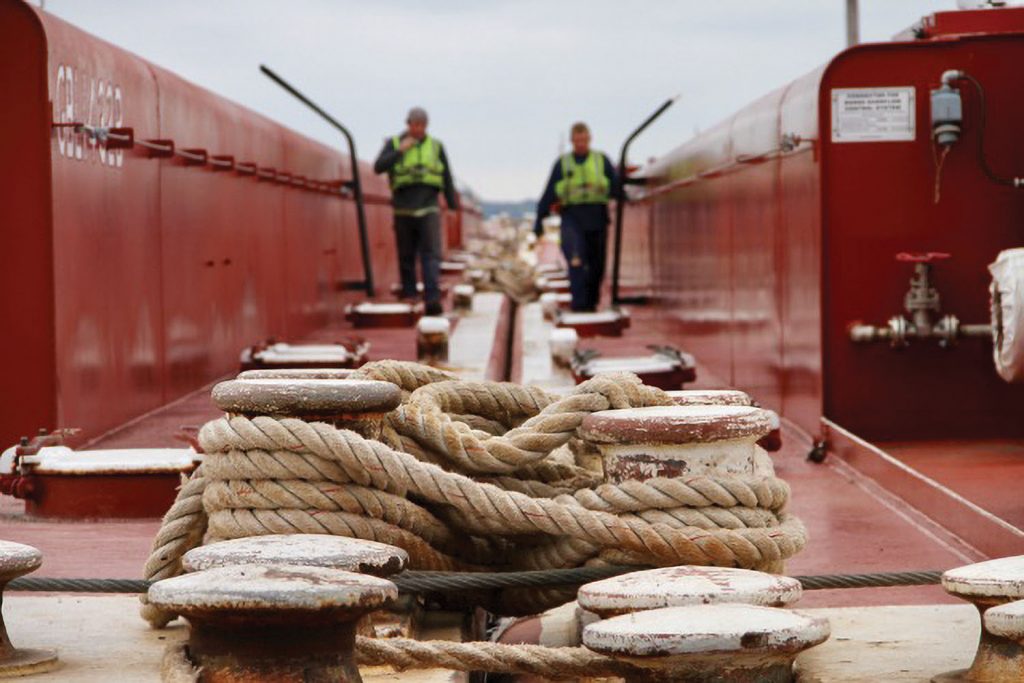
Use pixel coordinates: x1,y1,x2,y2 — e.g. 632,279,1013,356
41,0,975,201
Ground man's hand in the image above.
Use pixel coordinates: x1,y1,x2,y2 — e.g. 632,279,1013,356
398,134,416,152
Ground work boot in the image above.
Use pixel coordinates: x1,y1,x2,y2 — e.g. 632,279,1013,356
425,301,443,316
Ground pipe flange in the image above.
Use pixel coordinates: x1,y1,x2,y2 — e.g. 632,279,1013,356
887,316,910,348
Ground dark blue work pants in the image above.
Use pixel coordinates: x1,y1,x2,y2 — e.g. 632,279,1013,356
394,212,442,305
559,213,608,312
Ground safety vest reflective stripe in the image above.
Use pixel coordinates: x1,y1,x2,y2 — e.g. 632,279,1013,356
555,151,609,205
390,136,445,190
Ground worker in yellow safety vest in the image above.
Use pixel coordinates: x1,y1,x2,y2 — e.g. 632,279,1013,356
374,107,458,316
534,122,620,311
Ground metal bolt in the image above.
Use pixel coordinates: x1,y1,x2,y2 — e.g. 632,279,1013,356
934,555,1024,682
579,405,775,483
578,566,803,618
0,541,59,676
582,603,829,682
181,534,408,577
148,564,397,682
212,378,401,440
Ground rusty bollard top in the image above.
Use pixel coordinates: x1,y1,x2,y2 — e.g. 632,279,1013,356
583,604,829,681
182,535,409,577
580,405,775,483
148,564,397,626
665,390,783,453
237,368,358,380
578,567,803,618
212,378,401,419
0,541,42,582
985,599,1024,640
942,555,1024,604
665,389,752,407
581,405,772,446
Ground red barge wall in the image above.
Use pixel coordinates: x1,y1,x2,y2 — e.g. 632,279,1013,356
0,1,473,447
619,6,1024,443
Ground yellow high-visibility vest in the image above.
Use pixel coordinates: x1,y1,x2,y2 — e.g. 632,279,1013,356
390,136,445,190
555,152,609,205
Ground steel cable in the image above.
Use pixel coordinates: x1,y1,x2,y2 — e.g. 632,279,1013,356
7,568,943,595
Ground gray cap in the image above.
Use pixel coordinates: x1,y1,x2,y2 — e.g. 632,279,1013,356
407,106,428,123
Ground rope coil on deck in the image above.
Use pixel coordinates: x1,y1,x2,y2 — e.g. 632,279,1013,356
139,360,806,626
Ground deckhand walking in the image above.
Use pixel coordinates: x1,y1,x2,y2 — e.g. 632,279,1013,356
374,107,459,316
534,122,620,312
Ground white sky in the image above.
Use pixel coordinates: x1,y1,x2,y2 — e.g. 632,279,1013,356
41,0,972,201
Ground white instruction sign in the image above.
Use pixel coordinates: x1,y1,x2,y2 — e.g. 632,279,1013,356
831,87,916,142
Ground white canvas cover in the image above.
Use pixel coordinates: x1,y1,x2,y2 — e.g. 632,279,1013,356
989,248,1024,382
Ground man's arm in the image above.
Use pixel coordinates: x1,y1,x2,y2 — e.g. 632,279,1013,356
603,153,623,200
373,137,401,174
533,161,562,236
439,146,459,210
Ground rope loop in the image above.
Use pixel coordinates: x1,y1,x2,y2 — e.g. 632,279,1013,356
140,362,804,626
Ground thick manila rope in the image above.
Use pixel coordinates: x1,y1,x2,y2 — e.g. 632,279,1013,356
140,413,805,625
138,364,555,623
388,374,672,475
350,359,459,394
140,363,805,624
355,637,638,679
162,637,643,681
195,416,805,567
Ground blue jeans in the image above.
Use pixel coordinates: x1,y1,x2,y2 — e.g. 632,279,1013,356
560,214,608,311
394,212,442,305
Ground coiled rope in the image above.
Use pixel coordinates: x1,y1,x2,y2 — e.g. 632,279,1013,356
139,360,806,626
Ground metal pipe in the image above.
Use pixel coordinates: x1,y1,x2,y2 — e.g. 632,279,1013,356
611,95,678,305
960,323,995,338
846,0,860,47
259,65,376,297
850,317,992,347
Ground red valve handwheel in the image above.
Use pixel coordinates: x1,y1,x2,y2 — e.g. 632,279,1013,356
895,252,951,263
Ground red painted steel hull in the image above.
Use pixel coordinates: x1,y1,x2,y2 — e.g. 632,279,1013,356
0,1,474,448
619,8,1024,442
